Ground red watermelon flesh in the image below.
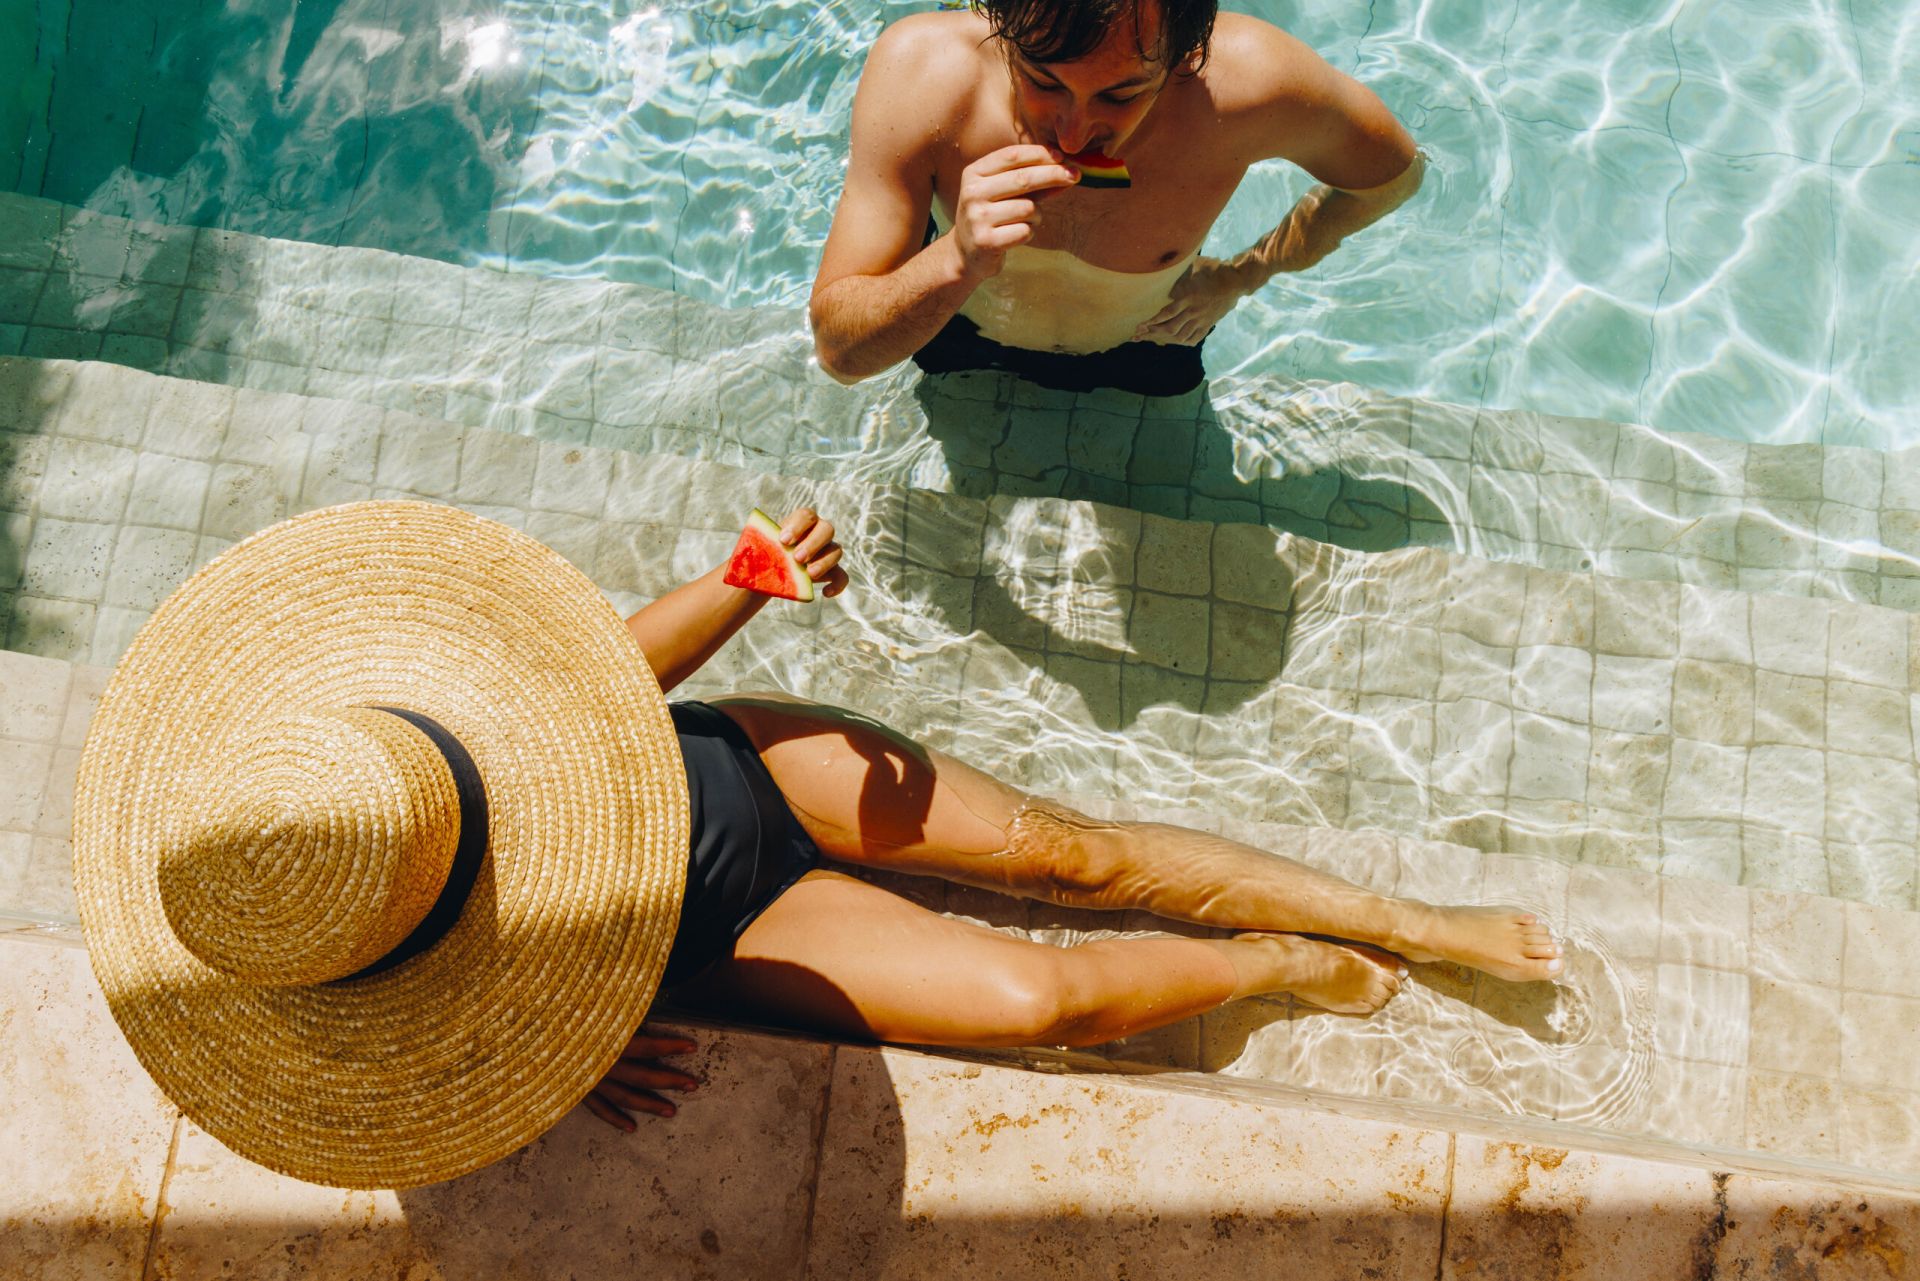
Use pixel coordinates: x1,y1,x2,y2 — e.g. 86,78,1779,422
724,508,815,602
1066,149,1130,189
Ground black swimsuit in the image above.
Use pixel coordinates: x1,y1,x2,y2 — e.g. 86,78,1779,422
661,701,823,986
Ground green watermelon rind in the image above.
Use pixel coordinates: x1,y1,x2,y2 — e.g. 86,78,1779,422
723,507,816,603
1068,150,1130,189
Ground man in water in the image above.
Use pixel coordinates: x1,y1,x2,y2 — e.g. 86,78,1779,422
808,0,1424,397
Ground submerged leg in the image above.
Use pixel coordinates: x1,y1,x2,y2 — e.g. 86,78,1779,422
682,869,1403,1045
713,696,1560,985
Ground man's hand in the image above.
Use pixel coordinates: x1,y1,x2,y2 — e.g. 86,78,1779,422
583,1027,701,1130
1134,258,1249,346
951,145,1079,282
777,507,850,598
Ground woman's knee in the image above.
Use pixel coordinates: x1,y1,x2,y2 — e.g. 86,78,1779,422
1004,801,1123,903
959,953,1082,1048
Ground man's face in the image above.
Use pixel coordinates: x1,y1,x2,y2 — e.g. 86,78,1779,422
1004,9,1173,157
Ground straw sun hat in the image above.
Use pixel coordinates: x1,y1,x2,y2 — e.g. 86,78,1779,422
71,500,689,1189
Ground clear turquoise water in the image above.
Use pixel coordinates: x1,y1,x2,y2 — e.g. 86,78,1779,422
3,0,1916,444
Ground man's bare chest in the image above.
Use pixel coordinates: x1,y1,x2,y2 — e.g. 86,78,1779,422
932,137,1248,274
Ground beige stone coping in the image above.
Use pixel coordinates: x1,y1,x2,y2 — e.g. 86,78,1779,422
3,936,1916,1280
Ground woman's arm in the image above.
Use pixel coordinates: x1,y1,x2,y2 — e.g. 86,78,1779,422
624,507,847,692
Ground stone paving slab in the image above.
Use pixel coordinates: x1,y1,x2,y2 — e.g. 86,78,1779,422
7,192,1920,612
6,937,1917,1279
0,938,834,1281
804,1042,1453,1279
0,936,179,1280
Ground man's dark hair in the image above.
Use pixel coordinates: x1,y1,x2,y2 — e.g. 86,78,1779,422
972,0,1217,74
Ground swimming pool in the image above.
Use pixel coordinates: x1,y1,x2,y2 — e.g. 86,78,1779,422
4,0,1915,445
4,0,1920,1191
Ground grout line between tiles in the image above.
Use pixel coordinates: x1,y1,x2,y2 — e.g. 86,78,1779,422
138,1110,182,1281
794,1042,838,1281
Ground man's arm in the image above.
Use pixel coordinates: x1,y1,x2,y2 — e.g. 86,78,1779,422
1136,26,1421,345
1224,29,1422,288
809,17,1075,383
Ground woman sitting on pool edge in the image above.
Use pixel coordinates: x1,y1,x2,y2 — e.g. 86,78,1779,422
585,506,1564,1130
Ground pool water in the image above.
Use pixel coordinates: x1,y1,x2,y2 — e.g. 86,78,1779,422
4,0,1915,446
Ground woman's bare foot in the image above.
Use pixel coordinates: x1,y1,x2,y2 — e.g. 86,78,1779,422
1398,904,1564,983
1222,932,1407,1014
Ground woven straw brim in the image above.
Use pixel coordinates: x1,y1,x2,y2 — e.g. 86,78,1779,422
72,501,688,1189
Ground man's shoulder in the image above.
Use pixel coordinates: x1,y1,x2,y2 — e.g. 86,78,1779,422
858,11,989,129
1199,13,1342,113
866,11,992,88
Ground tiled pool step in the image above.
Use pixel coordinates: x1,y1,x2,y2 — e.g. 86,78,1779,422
6,192,1920,610
4,358,1919,917
7,649,1917,1188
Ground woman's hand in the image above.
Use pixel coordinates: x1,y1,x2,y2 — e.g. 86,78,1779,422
1133,258,1249,346
582,1027,702,1131
777,507,850,598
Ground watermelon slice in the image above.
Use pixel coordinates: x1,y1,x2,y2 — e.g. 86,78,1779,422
723,508,816,602
1067,149,1130,189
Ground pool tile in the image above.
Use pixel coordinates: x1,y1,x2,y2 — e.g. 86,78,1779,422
1745,1071,1841,1159
1837,1085,1920,1176
1647,1056,1748,1148
1671,658,1755,743
1593,575,1679,658
1838,991,1920,1091
1826,680,1912,758
1843,901,1920,999
1358,621,1441,701
21,517,114,603
1753,669,1828,748
6,595,96,663
1517,566,1594,646
1431,698,1515,797
1210,522,1291,609
1512,643,1593,723
140,378,232,460
102,525,197,611
1655,964,1751,1066
1825,751,1918,846
1751,594,1837,678
1567,863,1662,960
1741,744,1826,836
1508,713,1589,804
1749,972,1844,1079
0,649,70,742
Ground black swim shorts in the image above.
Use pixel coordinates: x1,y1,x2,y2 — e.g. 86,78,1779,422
912,312,1207,397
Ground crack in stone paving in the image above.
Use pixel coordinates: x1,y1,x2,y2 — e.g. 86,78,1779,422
1690,1171,1733,1279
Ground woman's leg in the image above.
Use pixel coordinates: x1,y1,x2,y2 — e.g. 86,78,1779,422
679,868,1403,1045
712,696,1562,984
